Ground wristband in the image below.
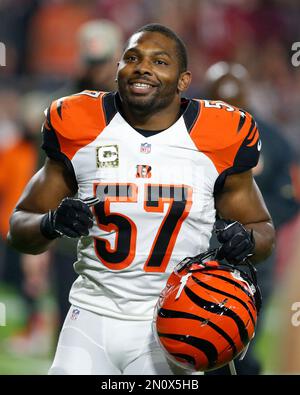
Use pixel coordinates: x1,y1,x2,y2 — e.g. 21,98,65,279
40,210,62,240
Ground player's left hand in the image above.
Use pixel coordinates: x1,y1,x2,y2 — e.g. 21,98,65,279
214,219,255,264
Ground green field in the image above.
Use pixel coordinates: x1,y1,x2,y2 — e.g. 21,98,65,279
0,284,54,375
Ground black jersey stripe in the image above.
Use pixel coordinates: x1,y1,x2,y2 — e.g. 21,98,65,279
184,99,201,133
56,99,63,119
247,117,256,136
247,127,259,144
191,276,255,327
184,286,250,346
102,92,118,125
251,126,258,138
158,332,218,369
158,308,237,356
237,111,247,132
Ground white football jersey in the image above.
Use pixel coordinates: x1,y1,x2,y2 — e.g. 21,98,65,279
42,91,260,320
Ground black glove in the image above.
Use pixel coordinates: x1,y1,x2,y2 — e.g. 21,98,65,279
40,198,93,239
214,219,255,264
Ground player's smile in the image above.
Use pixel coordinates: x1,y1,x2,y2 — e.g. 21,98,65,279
128,78,159,96
117,31,181,113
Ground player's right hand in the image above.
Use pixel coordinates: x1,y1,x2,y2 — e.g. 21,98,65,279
214,219,255,264
40,197,94,239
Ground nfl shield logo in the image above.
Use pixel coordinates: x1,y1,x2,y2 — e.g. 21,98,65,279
140,143,151,154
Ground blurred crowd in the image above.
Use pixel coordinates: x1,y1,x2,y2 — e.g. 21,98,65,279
1,0,300,374
1,0,300,149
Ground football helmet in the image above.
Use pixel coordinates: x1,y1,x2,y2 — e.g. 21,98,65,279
153,249,261,372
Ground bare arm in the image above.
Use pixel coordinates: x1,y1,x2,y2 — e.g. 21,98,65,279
7,158,77,254
215,170,275,263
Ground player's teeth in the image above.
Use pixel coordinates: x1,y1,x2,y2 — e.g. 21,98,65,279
133,83,151,88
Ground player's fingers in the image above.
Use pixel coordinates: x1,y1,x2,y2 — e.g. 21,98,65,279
56,225,81,238
77,215,93,229
226,239,252,260
72,221,90,236
227,234,245,249
68,199,93,218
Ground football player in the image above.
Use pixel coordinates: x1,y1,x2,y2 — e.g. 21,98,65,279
7,24,275,375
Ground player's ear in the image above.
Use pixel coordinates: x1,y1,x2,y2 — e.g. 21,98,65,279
177,71,192,93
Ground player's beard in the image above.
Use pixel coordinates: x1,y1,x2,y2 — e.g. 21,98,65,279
118,79,179,116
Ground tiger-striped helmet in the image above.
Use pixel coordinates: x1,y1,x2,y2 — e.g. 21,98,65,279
153,252,261,372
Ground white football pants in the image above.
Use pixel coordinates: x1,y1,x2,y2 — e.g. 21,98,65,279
48,305,191,375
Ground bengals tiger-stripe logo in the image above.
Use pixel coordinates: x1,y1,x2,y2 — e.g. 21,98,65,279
136,165,152,178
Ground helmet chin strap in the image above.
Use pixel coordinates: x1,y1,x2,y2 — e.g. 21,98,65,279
228,360,237,375
228,340,250,375
239,342,250,360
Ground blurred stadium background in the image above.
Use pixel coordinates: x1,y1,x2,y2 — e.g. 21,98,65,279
1,0,300,375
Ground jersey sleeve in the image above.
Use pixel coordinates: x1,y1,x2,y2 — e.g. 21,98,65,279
41,91,107,177
214,111,261,193
41,100,77,180
41,105,67,163
189,100,261,194
41,91,105,159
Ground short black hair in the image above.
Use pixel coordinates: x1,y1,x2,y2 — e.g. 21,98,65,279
132,23,188,73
